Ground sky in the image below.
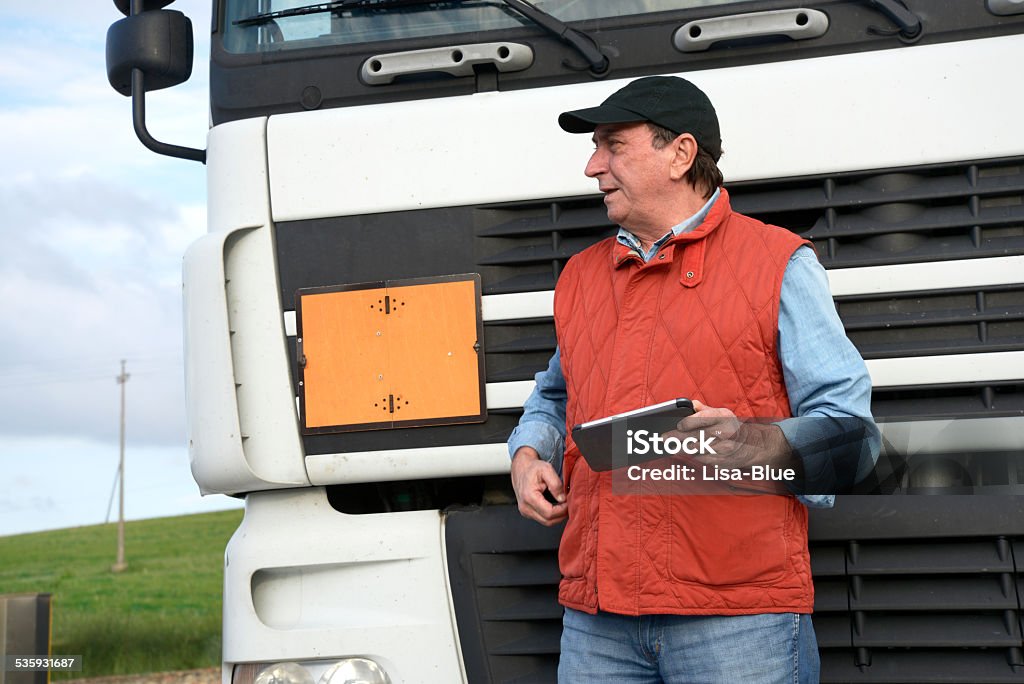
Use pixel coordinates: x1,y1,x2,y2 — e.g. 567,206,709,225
0,1,244,537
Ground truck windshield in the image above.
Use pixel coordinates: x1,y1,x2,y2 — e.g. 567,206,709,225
223,0,747,53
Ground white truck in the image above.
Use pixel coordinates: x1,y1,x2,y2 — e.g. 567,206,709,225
106,1,1024,681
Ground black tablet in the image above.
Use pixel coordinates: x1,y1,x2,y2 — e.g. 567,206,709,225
571,398,695,472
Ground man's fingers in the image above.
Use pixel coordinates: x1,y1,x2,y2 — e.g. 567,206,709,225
529,472,568,522
517,491,567,526
677,401,742,444
511,456,567,525
679,410,731,430
540,468,566,503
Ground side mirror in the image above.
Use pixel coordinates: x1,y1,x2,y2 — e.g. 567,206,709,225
113,0,175,14
107,10,194,95
105,5,205,163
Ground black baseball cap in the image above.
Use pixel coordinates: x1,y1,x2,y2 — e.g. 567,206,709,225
558,76,722,161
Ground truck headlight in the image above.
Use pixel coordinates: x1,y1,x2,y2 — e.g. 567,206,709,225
319,659,392,684
254,663,315,684
233,658,392,684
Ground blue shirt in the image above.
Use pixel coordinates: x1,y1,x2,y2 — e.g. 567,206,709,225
507,190,879,507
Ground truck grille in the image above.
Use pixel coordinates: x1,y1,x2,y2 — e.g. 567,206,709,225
475,155,1024,421
445,500,1024,683
276,155,1024,453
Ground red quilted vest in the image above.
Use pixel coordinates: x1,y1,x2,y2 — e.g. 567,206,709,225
554,188,814,615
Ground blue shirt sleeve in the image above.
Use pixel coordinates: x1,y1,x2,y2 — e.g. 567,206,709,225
507,348,567,476
777,246,881,506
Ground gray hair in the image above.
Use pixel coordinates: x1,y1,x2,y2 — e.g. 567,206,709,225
648,123,723,199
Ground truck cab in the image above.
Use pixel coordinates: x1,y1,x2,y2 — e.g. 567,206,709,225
107,1,1024,681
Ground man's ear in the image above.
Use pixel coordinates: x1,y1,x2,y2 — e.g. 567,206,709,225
669,133,698,181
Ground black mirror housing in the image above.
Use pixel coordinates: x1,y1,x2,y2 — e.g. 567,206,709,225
113,0,176,16
106,9,194,96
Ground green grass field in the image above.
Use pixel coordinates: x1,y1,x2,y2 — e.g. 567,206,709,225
0,509,243,679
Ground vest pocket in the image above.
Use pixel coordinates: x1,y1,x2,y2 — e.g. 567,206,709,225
558,507,588,580
558,453,590,581
667,496,790,587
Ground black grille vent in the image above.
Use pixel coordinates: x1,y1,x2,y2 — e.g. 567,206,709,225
446,506,562,684
475,198,616,295
813,536,1024,682
732,161,1024,269
872,381,1023,419
839,285,1024,360
483,320,556,385
446,501,1024,683
475,157,1024,293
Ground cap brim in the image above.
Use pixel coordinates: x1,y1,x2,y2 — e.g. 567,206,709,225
558,104,649,133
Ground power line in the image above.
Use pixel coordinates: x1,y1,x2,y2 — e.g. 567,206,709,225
0,351,181,374
0,355,183,390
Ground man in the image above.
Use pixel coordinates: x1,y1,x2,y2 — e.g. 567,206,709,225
508,76,878,683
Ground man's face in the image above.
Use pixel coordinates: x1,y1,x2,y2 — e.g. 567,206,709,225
585,122,678,235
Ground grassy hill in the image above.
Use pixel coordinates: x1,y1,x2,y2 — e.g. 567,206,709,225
0,509,243,679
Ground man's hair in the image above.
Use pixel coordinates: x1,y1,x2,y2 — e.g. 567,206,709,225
648,123,723,199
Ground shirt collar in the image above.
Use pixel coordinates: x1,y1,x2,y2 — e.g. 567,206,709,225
615,187,721,262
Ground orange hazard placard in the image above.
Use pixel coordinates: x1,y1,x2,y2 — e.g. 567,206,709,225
295,274,485,433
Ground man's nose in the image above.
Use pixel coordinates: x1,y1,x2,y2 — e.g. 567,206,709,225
585,148,606,178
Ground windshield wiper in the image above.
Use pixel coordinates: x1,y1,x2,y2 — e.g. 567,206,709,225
864,0,922,40
234,0,609,75
234,0,446,28
499,0,608,74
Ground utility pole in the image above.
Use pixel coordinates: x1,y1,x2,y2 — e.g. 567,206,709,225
112,359,130,573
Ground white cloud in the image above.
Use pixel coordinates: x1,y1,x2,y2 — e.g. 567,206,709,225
0,173,204,447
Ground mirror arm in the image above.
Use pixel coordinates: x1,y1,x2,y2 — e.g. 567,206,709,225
131,68,206,164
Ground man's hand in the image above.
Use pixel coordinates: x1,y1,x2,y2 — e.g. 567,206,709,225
511,447,568,526
675,400,799,474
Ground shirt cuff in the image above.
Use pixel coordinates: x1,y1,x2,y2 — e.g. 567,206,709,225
508,421,565,476
797,494,836,508
778,416,877,499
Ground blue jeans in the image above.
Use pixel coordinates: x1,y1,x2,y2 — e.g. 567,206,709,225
558,608,820,684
